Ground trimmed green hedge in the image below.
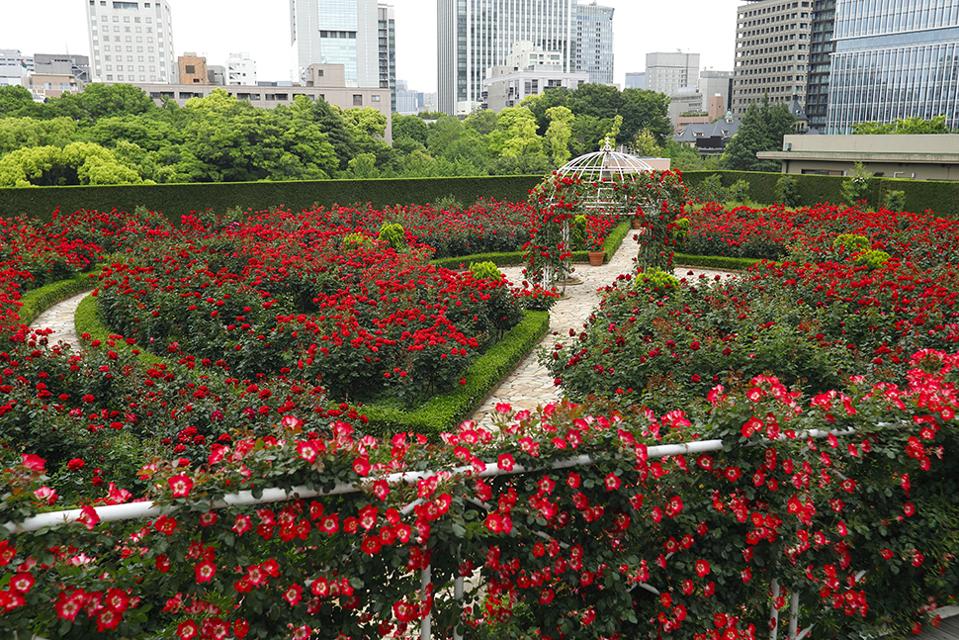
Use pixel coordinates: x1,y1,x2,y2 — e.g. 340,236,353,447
74,294,169,368
673,253,762,271
0,176,544,222
360,310,550,436
17,272,99,326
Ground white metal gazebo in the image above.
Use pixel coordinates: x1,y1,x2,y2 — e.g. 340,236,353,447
552,138,658,215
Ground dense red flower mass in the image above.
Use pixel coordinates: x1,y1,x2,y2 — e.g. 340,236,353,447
0,202,956,638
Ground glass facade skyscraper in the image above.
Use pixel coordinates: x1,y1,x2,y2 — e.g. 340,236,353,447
290,0,380,86
805,0,836,133
826,0,959,133
438,0,575,115
573,2,614,85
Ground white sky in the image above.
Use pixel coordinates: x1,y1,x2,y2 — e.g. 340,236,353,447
1,0,742,93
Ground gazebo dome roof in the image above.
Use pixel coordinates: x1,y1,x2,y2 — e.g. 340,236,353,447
555,138,656,183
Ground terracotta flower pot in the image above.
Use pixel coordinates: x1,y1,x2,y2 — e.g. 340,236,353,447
631,217,643,230
588,251,605,266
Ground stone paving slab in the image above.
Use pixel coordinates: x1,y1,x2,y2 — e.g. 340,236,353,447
29,291,89,352
472,234,737,424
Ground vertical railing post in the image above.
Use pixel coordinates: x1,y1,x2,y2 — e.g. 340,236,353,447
420,563,432,640
770,578,781,640
789,591,800,639
453,574,465,640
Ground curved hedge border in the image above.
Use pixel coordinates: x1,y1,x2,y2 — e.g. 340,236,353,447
16,273,99,326
77,291,550,436
431,221,632,269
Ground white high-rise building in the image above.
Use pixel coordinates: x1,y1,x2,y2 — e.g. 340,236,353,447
227,52,257,85
646,51,700,96
438,0,576,115
86,0,176,84
290,0,379,87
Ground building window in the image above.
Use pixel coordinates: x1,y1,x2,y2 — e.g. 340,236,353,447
353,94,363,106
372,95,381,102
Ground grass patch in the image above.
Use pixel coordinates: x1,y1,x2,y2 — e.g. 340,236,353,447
17,273,100,326
431,221,632,270
360,310,550,436
74,295,169,368
673,253,762,271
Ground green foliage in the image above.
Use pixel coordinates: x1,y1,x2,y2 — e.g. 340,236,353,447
841,162,874,206
544,105,574,166
853,115,952,135
432,194,463,212
377,222,406,249
833,234,871,254
673,253,762,271
571,214,588,250
0,85,35,117
468,261,503,281
16,272,97,326
633,267,680,292
855,249,891,269
883,189,907,211
340,233,373,252
774,175,801,207
360,310,549,435
727,179,751,202
0,117,77,155
0,142,145,187
722,98,796,171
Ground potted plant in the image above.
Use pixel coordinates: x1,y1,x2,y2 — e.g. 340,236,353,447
586,220,605,266
631,207,645,230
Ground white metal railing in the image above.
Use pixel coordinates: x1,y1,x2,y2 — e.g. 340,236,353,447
4,436,839,639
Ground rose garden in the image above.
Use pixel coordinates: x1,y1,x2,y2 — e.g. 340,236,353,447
0,163,955,639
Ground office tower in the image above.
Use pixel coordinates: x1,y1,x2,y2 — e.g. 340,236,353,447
826,0,959,133
438,0,575,115
573,2,614,85
227,52,256,85
290,0,379,86
85,0,176,84
377,3,396,109
625,72,647,89
732,0,812,115
805,0,836,133
177,53,207,84
646,51,700,95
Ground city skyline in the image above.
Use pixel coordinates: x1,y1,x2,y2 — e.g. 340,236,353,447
1,0,739,92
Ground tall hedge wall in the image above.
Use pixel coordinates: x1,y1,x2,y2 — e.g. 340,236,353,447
1,170,957,219
0,175,543,221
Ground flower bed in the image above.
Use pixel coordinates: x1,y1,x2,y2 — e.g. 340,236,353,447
1,202,957,638
682,202,959,265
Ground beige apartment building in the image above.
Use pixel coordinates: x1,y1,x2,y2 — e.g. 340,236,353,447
758,135,959,181
177,53,208,84
733,0,812,115
128,65,392,141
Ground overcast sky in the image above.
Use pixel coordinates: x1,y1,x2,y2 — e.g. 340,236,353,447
1,0,741,92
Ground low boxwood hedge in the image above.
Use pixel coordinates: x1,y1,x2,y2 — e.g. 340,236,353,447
359,310,550,436
17,272,100,326
77,290,550,436
673,253,761,271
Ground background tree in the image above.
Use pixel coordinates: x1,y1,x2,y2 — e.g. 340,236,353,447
0,86,36,117
853,115,952,134
544,106,574,166
721,98,796,171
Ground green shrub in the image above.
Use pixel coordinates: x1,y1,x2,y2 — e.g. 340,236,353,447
433,194,463,212
671,217,690,243
468,261,503,281
727,179,751,203
774,175,801,207
341,232,373,252
378,222,406,250
691,174,726,202
633,267,680,292
673,253,762,271
833,233,871,254
883,190,907,211
855,249,891,269
571,214,588,251
841,163,874,206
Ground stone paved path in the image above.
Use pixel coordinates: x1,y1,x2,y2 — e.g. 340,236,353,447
29,291,89,352
471,232,737,424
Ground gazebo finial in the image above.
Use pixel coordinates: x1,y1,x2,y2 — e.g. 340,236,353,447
601,136,614,153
